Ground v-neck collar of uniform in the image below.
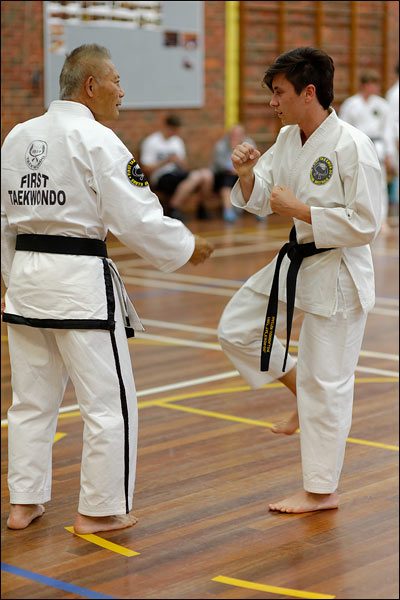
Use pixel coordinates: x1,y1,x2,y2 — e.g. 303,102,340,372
295,108,338,151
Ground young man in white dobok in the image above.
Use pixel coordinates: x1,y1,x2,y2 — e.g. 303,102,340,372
218,47,382,514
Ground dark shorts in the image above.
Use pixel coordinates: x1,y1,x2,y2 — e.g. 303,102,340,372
214,171,238,191
157,171,189,195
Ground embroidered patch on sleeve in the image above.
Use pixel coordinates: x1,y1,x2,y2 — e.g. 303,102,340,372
126,158,149,187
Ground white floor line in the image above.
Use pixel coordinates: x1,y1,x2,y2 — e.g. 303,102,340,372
375,296,399,307
1,320,397,363
2,356,397,427
371,248,399,257
353,365,399,377
139,319,399,362
284,338,398,361
211,242,286,257
203,226,291,244
124,268,243,288
110,240,283,268
116,262,398,313
369,307,399,317
1,370,241,425
141,318,218,335
134,332,220,350
133,332,399,376
122,274,398,317
122,276,234,296
122,269,399,310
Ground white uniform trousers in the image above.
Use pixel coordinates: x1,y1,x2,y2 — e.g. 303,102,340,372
218,266,367,493
7,285,137,517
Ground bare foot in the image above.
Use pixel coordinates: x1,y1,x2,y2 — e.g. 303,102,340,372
7,504,45,529
271,411,299,435
269,490,339,514
73,512,138,534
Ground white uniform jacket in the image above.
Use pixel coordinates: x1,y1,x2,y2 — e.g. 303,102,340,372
1,101,195,333
231,109,382,317
339,93,393,163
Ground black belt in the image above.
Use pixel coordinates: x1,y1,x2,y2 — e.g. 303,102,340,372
261,226,334,372
15,234,108,257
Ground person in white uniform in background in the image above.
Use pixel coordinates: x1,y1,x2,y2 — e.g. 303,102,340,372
385,64,399,208
218,47,381,513
339,70,394,232
1,44,214,534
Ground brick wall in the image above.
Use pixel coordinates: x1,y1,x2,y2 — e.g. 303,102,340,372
0,1,226,168
1,1,399,163
240,0,399,153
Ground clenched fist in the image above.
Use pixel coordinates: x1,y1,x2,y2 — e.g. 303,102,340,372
231,143,261,177
270,185,311,223
189,235,214,265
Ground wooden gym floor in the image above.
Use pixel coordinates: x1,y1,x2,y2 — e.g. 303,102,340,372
1,213,398,599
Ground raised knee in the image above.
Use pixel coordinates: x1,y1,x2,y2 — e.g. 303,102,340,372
188,171,201,184
201,169,213,183
217,312,237,345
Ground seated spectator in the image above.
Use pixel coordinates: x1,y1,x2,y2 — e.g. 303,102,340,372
212,124,257,222
140,115,214,220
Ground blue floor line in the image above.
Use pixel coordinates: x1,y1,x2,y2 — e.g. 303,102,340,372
1,562,116,599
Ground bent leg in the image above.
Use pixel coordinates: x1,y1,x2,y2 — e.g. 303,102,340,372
271,367,299,435
197,168,214,200
169,171,202,208
218,285,297,388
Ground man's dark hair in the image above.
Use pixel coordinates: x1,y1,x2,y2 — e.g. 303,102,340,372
165,114,182,128
263,47,334,110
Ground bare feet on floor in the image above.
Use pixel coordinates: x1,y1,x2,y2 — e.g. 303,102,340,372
73,513,139,534
7,504,45,529
268,490,339,514
271,410,299,435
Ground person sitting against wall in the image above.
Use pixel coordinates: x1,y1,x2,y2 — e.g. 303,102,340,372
140,114,214,221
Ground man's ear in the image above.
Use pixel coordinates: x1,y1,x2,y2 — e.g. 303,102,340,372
84,75,96,98
304,84,316,103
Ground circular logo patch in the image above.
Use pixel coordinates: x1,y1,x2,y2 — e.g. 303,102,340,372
310,156,333,185
25,140,48,170
126,158,148,187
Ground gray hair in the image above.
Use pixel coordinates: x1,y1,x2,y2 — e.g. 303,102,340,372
59,44,111,100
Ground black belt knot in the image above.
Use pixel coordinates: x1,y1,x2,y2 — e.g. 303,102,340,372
286,241,298,261
261,226,334,373
15,234,107,257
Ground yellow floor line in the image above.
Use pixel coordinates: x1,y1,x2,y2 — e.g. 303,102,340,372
212,575,335,598
53,432,66,443
156,402,399,452
1,377,396,428
57,411,81,420
156,400,275,428
137,377,398,409
138,383,283,408
64,526,139,557
346,437,399,451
